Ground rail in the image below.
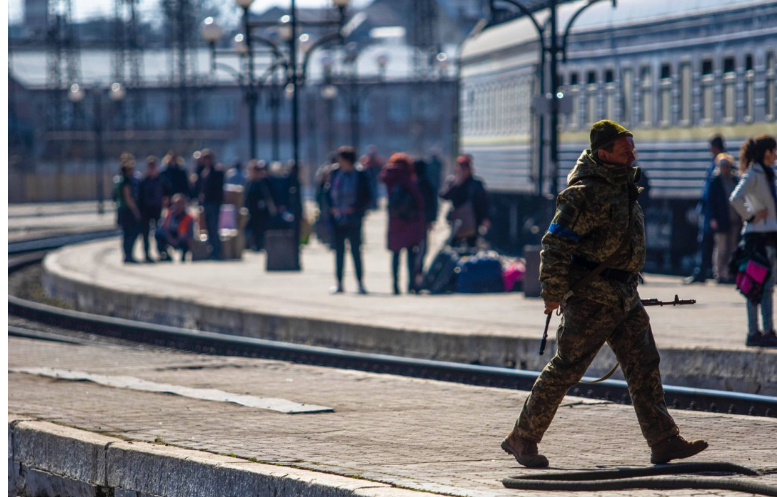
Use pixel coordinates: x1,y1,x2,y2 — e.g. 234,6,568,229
8,236,777,419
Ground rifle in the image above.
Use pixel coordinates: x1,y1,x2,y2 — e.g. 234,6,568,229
538,294,695,357
641,295,696,307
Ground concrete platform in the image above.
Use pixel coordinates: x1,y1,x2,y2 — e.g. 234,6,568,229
42,208,777,395
8,201,116,242
8,335,777,497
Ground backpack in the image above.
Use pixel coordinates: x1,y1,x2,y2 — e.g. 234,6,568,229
388,185,418,221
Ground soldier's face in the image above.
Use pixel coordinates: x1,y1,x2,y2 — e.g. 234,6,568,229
602,137,636,167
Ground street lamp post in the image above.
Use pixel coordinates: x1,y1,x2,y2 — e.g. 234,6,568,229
489,0,616,198
69,82,126,215
206,0,351,271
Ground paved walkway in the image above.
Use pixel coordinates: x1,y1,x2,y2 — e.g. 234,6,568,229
8,334,777,497
43,207,777,393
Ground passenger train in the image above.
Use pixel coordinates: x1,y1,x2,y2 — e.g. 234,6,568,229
459,0,777,273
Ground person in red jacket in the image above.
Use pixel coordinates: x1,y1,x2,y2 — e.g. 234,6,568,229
156,194,195,262
381,153,426,294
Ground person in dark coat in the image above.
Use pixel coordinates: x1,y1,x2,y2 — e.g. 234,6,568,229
381,153,426,295
113,153,141,264
197,149,224,260
138,156,170,262
439,154,490,248
413,158,439,284
707,153,742,283
244,161,275,251
685,134,726,284
161,150,190,198
325,146,372,294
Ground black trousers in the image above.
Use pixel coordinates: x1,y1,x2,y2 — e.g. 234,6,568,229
693,230,715,281
140,208,162,257
392,246,419,292
118,209,140,262
333,222,363,284
249,212,270,251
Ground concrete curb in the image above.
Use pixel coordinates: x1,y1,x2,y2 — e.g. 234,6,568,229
8,416,443,497
42,247,777,395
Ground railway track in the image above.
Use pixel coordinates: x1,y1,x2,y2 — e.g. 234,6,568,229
8,233,777,419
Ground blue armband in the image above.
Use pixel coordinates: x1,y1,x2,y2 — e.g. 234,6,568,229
548,223,580,242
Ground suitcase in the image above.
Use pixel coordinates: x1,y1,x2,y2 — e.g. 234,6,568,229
265,229,300,271
455,253,504,293
190,234,212,261
421,247,460,294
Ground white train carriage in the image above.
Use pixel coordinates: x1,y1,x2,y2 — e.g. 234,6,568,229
459,0,777,272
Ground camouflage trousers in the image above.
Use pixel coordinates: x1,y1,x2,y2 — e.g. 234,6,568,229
515,296,679,446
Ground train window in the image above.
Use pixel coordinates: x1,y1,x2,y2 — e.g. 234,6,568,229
621,68,633,126
680,63,692,124
723,57,735,74
569,84,580,129
723,76,736,122
604,69,615,119
640,66,652,127
702,59,713,76
767,53,775,120
723,57,736,122
701,58,714,123
659,74,672,126
744,55,755,122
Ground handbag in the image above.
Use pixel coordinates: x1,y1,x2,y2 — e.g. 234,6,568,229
447,201,477,238
447,183,477,238
733,236,772,303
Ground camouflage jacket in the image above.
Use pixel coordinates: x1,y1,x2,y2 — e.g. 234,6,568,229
540,151,645,310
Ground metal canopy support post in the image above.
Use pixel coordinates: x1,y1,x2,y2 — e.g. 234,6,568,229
490,0,617,200
243,7,259,159
93,94,105,215
289,0,302,271
548,0,559,197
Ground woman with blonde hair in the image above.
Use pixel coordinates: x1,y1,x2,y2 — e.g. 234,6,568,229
707,152,741,283
729,134,777,347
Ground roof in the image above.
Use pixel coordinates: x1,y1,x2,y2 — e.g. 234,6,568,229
461,0,771,61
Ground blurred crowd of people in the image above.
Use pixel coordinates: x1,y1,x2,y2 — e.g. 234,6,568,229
315,146,490,295
113,149,293,264
684,133,777,347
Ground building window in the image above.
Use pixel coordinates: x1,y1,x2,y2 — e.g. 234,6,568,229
640,66,652,127
621,68,633,126
701,58,714,122
659,63,672,126
723,56,736,121
744,54,754,122
680,63,692,124
768,52,775,120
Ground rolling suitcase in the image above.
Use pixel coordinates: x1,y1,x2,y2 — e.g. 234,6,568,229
265,229,300,271
420,220,462,294
455,253,504,293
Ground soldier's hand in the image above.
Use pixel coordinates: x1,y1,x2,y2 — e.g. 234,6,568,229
544,300,560,314
754,209,769,223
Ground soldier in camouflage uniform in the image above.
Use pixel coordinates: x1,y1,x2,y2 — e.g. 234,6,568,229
501,120,708,468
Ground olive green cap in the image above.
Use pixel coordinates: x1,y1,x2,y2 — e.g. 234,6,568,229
590,120,633,153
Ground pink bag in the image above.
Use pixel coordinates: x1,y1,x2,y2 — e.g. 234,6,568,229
502,261,526,292
736,259,771,303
